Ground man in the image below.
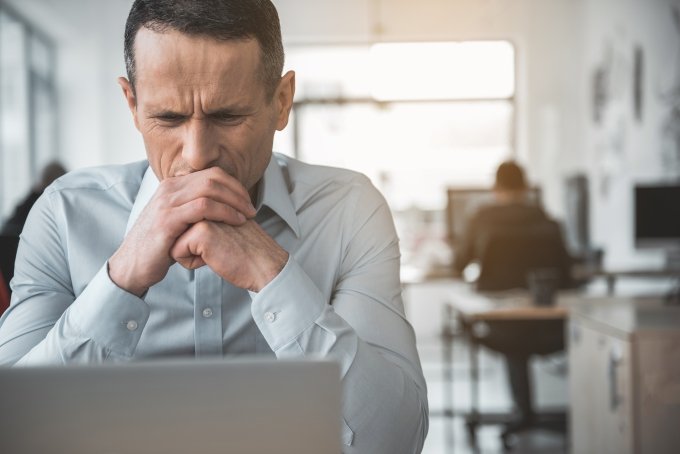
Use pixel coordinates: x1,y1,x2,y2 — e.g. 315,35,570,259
453,161,560,276
0,1,428,452
452,160,568,440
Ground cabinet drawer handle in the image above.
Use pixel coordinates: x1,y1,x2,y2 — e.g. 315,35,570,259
608,346,623,410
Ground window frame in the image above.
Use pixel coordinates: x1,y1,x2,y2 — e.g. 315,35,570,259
0,3,58,218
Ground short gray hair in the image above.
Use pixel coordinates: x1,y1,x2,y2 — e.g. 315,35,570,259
123,0,284,99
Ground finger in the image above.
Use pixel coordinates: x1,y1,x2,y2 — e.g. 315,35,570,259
175,255,206,270
176,197,249,226
170,223,208,269
164,168,256,216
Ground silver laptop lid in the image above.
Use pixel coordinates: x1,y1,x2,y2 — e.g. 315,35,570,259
0,358,341,454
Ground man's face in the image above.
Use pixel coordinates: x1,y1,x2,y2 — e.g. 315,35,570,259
120,28,294,194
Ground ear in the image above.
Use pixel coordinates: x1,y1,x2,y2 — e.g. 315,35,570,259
274,71,295,131
118,77,140,131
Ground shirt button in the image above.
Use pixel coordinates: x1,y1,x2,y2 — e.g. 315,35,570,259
264,311,276,323
126,320,138,331
202,308,213,318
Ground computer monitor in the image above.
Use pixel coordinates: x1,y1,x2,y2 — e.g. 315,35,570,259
445,187,542,247
634,184,680,249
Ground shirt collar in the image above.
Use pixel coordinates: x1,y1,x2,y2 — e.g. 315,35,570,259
125,156,300,238
255,154,301,238
125,164,159,235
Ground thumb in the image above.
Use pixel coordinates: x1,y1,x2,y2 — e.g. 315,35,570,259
171,229,206,270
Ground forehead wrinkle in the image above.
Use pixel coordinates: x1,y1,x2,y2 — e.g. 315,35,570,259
134,30,262,114
135,28,259,84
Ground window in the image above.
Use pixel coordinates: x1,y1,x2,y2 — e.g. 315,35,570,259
0,6,57,219
273,41,516,211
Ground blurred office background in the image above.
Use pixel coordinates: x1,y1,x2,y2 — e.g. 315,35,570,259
1,0,679,453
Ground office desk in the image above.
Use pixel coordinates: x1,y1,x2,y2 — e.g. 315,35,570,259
442,282,573,449
573,267,680,296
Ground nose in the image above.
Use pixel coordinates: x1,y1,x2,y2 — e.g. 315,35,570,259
181,118,220,171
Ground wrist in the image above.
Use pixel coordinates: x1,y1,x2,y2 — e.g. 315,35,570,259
250,250,289,293
107,256,148,298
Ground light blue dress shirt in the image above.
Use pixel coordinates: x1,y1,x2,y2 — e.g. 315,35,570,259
0,153,428,453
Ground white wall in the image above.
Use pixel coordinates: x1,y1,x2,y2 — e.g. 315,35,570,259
574,0,680,268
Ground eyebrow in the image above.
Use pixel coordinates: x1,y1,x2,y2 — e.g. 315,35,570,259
205,106,254,117
148,105,254,118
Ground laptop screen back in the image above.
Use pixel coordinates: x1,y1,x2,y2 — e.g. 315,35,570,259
0,358,341,454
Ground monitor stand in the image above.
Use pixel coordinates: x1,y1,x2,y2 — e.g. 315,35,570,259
665,249,680,271
664,250,680,305
666,281,680,305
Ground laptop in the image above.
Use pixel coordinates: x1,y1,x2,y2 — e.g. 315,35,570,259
0,358,341,454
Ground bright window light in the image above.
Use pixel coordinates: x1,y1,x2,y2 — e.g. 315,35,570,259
284,46,372,99
369,41,515,101
277,41,517,210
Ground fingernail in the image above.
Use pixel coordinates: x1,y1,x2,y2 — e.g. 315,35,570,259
238,212,247,222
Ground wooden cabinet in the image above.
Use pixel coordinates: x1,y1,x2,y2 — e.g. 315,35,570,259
568,297,680,454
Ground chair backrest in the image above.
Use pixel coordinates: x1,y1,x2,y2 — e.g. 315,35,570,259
0,272,8,314
0,235,19,304
476,220,572,291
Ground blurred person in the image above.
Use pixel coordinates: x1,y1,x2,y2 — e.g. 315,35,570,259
1,161,66,236
0,1,427,453
0,272,8,315
453,161,550,275
452,160,569,437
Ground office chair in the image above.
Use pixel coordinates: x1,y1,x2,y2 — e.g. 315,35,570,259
0,234,20,312
0,272,8,314
468,220,572,449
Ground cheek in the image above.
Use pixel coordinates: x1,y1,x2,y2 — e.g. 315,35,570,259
212,146,263,192
244,126,275,174
141,124,182,179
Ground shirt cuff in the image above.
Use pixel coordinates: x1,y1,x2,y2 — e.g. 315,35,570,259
250,256,327,352
66,263,150,357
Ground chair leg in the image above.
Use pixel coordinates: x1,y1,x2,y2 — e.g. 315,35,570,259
467,336,480,447
441,306,455,450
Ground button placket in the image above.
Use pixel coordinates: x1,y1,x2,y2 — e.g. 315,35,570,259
194,267,224,356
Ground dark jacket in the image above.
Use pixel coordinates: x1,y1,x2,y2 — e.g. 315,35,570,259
453,202,549,272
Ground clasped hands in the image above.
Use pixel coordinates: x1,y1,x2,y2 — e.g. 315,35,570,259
108,167,289,297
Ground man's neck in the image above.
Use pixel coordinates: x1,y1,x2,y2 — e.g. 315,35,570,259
495,190,528,205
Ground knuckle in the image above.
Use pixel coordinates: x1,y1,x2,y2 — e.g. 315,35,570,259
194,197,210,212
154,187,175,207
159,193,174,207
204,176,218,192
228,206,246,223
